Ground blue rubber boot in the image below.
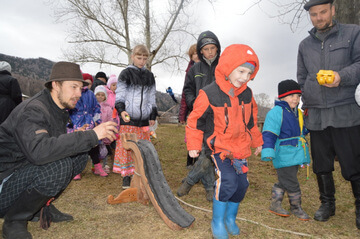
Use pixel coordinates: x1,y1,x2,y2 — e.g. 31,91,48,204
225,201,240,235
211,198,228,239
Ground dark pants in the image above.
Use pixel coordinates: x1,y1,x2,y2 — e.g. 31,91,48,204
310,125,360,181
89,145,100,165
212,154,249,202
276,165,300,193
184,151,215,191
0,153,88,217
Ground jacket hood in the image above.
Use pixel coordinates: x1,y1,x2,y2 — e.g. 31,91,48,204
196,31,221,64
215,44,259,97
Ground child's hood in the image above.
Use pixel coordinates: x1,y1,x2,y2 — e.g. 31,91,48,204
196,31,221,63
215,44,260,96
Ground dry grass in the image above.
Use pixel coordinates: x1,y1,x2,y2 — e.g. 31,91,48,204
1,124,360,238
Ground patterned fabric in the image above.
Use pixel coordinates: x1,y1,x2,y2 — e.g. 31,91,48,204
67,87,101,132
112,125,150,176
0,153,88,217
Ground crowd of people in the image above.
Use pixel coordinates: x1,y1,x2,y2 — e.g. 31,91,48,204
0,0,360,238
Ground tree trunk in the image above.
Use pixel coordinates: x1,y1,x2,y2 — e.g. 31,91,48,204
334,0,360,25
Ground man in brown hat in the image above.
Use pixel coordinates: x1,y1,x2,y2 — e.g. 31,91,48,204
297,0,360,228
0,61,118,239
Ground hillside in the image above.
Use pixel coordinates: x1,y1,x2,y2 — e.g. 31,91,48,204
0,53,53,96
0,54,179,114
0,53,269,120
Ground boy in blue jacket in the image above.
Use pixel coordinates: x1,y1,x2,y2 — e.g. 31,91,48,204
261,79,310,220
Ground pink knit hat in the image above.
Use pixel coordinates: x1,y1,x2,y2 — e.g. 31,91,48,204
107,74,118,89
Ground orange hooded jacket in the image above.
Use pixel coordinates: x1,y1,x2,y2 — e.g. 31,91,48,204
186,44,263,159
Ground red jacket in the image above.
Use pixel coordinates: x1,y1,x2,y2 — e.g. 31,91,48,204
186,44,263,158
178,60,195,122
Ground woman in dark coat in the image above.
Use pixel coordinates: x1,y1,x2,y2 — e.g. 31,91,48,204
0,61,22,124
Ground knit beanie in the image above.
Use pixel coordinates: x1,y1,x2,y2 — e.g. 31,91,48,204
107,74,117,89
0,61,11,73
95,71,108,81
240,62,256,73
94,85,108,99
199,37,217,50
278,79,302,99
82,73,93,83
197,31,221,55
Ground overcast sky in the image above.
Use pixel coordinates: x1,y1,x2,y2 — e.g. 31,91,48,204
0,0,312,101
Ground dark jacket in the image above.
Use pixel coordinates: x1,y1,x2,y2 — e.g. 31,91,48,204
0,89,99,182
90,78,106,91
115,65,157,127
0,70,22,124
297,22,360,109
183,31,221,111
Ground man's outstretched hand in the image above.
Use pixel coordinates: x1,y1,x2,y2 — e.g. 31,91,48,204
93,121,119,141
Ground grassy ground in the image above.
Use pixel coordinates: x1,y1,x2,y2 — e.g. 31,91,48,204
1,124,360,238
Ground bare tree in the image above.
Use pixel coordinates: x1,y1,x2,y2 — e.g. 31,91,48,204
254,93,273,108
52,0,201,71
241,0,359,32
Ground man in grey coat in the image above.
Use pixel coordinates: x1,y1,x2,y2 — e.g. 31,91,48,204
297,0,360,229
0,62,118,239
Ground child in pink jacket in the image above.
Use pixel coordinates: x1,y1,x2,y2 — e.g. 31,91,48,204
95,85,115,173
106,74,117,109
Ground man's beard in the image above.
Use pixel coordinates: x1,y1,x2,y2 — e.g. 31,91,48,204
317,20,334,33
58,91,78,109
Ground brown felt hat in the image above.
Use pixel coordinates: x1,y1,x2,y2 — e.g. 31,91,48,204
45,61,88,87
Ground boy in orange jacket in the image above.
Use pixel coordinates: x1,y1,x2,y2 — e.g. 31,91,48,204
186,44,263,239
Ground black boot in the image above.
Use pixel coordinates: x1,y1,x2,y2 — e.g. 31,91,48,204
30,188,73,223
314,173,336,221
2,188,51,239
351,180,360,229
30,204,73,223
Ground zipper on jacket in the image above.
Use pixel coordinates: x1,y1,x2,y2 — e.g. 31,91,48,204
223,103,229,134
242,102,252,140
139,84,144,126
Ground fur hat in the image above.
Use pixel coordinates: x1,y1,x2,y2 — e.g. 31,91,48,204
82,73,93,83
278,79,302,99
95,71,108,81
107,74,117,89
45,62,88,87
0,61,11,73
304,0,334,11
94,85,108,99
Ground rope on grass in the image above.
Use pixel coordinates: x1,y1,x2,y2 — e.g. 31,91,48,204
175,196,317,238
